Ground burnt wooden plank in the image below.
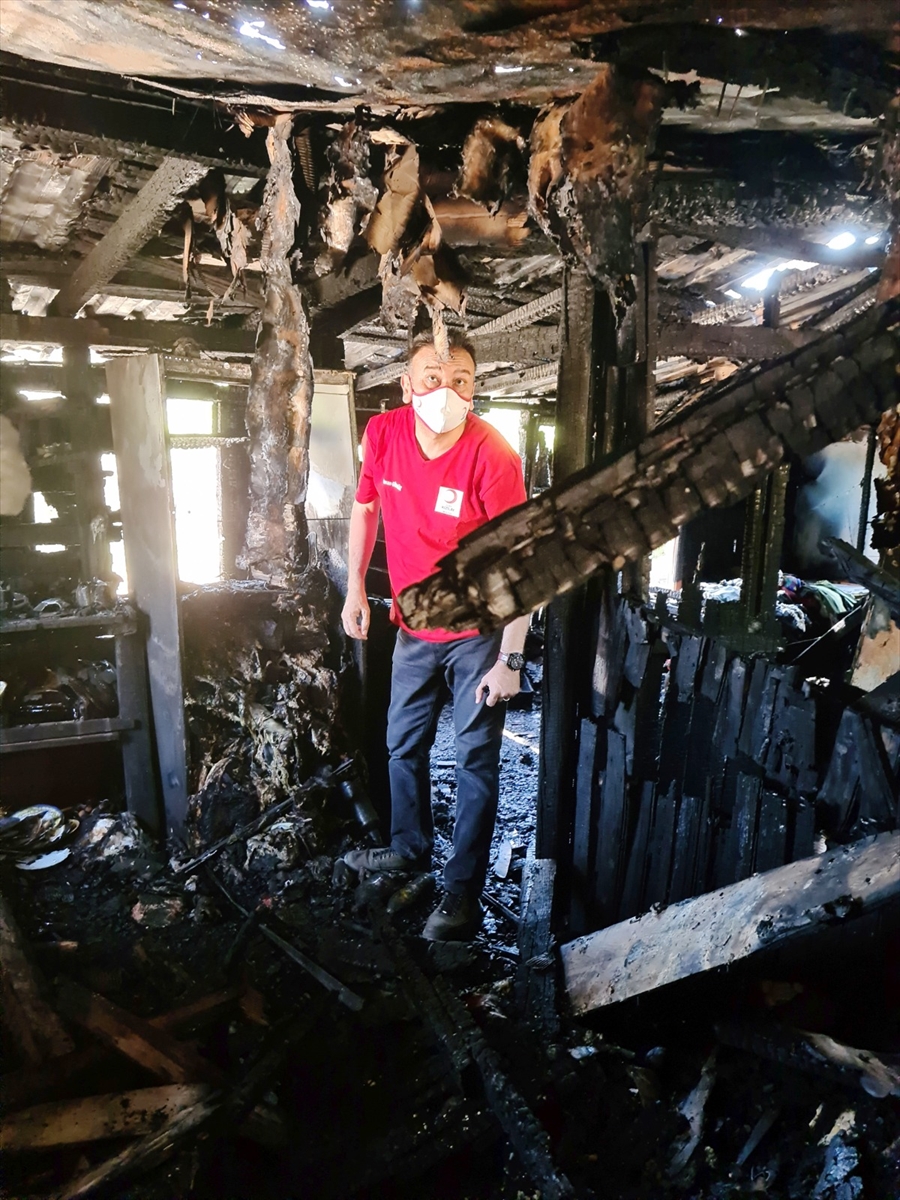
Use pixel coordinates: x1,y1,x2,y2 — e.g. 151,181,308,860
732,773,762,885
516,857,559,1037
618,782,656,921
570,719,600,934
788,799,817,864
562,832,900,1014
754,791,789,874
643,785,677,907
668,794,702,904
738,659,770,757
592,729,628,928
818,710,862,836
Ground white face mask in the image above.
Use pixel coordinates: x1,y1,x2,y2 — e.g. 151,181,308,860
411,386,471,435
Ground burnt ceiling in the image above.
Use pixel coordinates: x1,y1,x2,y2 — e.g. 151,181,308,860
0,1,896,408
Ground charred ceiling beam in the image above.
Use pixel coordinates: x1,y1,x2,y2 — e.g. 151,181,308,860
0,312,256,355
650,175,887,236
238,114,314,588
656,223,885,270
658,323,818,360
397,299,899,632
0,56,268,175
52,158,210,317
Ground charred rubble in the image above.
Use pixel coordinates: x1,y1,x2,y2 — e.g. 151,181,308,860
1,4,899,1200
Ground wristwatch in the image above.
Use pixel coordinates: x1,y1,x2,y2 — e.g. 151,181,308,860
498,651,525,671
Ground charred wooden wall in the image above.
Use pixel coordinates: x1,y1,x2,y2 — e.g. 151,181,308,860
562,593,900,938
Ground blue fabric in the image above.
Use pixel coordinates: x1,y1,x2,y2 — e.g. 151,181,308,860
386,628,505,895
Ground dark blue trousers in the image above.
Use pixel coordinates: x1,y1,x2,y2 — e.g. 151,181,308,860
387,628,505,896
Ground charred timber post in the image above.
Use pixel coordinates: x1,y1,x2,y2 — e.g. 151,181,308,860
62,344,113,586
397,300,900,633
537,267,600,870
240,115,315,587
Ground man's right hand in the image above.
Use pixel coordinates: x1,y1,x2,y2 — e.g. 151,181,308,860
342,590,371,640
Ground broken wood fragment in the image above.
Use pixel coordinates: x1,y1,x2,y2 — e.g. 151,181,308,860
716,1021,900,1099
56,998,324,1200
0,1085,211,1151
516,857,558,1037
560,832,900,1015
0,892,74,1066
54,981,220,1084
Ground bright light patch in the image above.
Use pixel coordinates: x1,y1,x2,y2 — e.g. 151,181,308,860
741,266,776,292
170,448,222,585
481,408,522,452
19,390,62,402
494,64,525,74
35,544,66,554
724,289,743,300
32,492,58,524
239,20,286,50
333,75,351,87
865,234,881,246
650,537,678,590
826,232,856,250
740,259,817,291
306,0,330,8
101,452,120,511
167,397,213,435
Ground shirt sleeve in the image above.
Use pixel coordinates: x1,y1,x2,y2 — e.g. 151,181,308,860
355,419,380,504
477,439,527,521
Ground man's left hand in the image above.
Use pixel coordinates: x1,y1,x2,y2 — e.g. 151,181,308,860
475,661,521,707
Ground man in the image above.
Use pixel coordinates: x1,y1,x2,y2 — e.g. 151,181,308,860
341,330,530,940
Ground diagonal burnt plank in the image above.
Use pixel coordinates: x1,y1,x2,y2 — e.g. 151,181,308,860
53,157,208,316
398,300,899,633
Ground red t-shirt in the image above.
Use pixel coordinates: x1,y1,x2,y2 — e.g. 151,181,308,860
356,404,526,641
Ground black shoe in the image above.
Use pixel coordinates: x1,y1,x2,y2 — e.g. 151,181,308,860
343,846,422,880
422,891,484,942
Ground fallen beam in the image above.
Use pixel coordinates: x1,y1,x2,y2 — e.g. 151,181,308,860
560,832,900,1016
0,313,256,355
398,299,899,632
0,1085,210,1151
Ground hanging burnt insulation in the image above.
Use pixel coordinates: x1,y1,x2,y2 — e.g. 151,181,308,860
528,64,666,280
317,121,378,266
457,117,527,215
239,113,315,588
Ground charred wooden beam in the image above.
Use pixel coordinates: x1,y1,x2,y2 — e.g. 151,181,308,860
239,114,314,587
0,313,256,354
0,892,74,1067
659,223,885,270
52,158,209,316
561,832,900,1014
0,62,268,175
398,299,900,632
659,323,817,361
650,175,888,237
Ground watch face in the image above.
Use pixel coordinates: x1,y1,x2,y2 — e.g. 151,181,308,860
505,652,525,671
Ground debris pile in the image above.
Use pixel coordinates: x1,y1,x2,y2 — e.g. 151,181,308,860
180,571,351,847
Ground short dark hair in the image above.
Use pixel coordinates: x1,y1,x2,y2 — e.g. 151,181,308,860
409,328,477,368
